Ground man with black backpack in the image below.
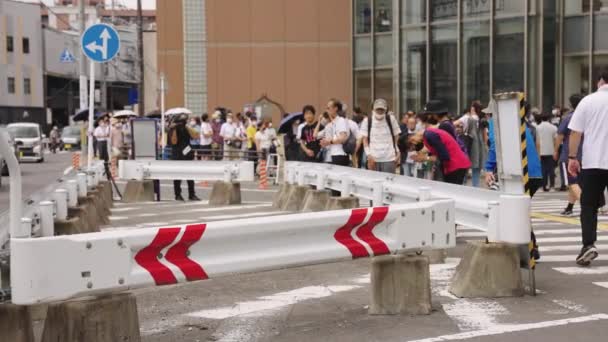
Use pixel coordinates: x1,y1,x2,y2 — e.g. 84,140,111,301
360,99,401,174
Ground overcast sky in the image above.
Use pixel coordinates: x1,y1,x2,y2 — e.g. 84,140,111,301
20,0,156,10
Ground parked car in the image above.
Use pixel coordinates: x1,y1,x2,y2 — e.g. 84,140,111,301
7,123,44,163
0,129,20,183
61,125,82,150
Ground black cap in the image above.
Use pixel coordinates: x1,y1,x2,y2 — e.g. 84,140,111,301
420,100,449,115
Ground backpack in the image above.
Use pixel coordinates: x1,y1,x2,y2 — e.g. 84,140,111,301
367,115,397,151
343,128,357,155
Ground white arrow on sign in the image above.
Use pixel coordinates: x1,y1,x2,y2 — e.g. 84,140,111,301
85,28,111,60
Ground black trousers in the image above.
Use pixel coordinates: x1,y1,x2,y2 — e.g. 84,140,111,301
174,180,195,198
580,169,608,247
443,168,467,185
331,155,350,167
97,140,109,162
540,155,556,189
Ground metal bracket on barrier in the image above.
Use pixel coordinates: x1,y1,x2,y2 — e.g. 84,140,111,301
10,201,454,305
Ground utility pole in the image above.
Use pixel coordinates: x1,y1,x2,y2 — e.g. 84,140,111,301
97,3,107,110
78,0,87,112
137,0,144,116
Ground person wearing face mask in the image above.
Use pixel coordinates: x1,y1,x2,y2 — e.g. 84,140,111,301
220,113,239,160
410,101,471,185
211,111,224,160
200,114,214,160
94,116,111,163
360,99,401,174
456,101,486,187
317,99,350,167
188,117,202,159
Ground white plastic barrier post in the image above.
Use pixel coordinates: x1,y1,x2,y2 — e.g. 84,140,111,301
87,172,96,188
77,173,88,197
10,201,455,305
53,189,68,221
18,218,32,239
66,180,79,207
39,201,55,237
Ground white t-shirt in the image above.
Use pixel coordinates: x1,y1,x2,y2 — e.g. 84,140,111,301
220,122,237,141
319,116,348,157
536,121,558,156
568,85,608,170
94,125,110,141
200,122,213,146
255,130,273,150
360,115,401,162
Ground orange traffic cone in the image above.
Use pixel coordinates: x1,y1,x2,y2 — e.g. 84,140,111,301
259,159,268,190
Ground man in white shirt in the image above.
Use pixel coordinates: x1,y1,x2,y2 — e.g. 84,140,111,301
318,99,349,166
93,117,110,162
536,115,558,191
360,99,401,174
220,113,239,160
568,70,608,266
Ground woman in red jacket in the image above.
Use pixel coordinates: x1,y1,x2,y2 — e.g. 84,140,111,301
409,100,472,184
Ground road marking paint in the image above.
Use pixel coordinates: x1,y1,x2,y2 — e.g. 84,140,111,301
593,282,608,289
539,255,608,263
442,301,509,331
542,245,608,252
407,314,608,342
552,299,587,314
538,236,608,243
187,285,361,320
532,212,608,230
108,216,129,221
553,266,608,275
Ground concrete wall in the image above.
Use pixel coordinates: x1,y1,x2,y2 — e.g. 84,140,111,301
156,0,353,123
156,0,185,109
0,0,44,109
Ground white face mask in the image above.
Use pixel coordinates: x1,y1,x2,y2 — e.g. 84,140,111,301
374,111,386,120
552,109,559,116
190,121,196,126
227,118,233,124
268,123,273,128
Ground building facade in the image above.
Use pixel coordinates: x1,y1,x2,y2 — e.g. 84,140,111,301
157,0,353,124
354,0,608,116
0,0,45,126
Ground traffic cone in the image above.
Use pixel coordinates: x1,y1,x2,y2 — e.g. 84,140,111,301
111,157,118,179
197,180,209,187
72,152,81,170
259,159,268,190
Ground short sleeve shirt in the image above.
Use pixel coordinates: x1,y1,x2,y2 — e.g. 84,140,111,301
568,85,608,170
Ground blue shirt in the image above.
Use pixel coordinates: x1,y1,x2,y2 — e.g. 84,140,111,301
557,112,582,163
485,118,541,179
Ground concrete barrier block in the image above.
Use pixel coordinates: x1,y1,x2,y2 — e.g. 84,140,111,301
282,185,310,212
122,180,155,203
273,183,293,209
369,254,432,315
301,190,331,212
41,293,140,342
54,216,83,235
449,241,524,298
87,189,110,226
209,182,242,206
77,196,100,233
97,181,114,208
0,304,35,342
325,197,360,211
424,249,447,264
272,183,286,208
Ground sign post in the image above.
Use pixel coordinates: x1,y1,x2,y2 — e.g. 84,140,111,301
81,23,121,169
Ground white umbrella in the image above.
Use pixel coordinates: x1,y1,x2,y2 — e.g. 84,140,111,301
113,110,137,119
165,107,193,116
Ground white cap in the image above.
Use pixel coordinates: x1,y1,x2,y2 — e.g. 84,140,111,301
373,99,388,111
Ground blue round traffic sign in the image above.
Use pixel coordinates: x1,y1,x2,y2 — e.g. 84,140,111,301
81,23,120,63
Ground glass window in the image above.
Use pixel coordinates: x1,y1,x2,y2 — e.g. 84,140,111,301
7,77,16,94
22,38,29,54
354,36,372,68
564,0,596,14
463,0,492,17
375,69,394,110
7,36,13,52
563,16,589,54
593,55,608,91
594,13,608,51
462,21,490,107
354,70,373,112
494,18,525,94
563,56,589,102
375,34,393,66
430,0,457,21
431,25,457,114
401,0,426,25
375,0,393,33
24,78,31,95
355,0,372,34
495,0,525,17
401,28,427,112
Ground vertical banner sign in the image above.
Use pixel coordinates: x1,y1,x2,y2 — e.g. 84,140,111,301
518,92,536,270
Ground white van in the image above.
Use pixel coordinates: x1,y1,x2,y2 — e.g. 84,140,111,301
7,123,44,163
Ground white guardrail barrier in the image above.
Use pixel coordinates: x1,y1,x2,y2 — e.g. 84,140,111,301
118,160,255,182
10,201,454,304
0,130,106,252
284,162,531,245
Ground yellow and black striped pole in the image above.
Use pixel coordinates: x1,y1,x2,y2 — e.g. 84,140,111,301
518,93,536,270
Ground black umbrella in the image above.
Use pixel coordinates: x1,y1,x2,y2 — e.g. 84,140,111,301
73,108,102,122
278,112,303,134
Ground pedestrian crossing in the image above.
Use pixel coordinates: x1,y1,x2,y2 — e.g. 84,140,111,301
458,195,608,290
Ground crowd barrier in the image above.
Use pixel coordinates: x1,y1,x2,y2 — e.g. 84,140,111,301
118,160,255,183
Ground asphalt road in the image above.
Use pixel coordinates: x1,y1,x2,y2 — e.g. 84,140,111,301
0,151,73,214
